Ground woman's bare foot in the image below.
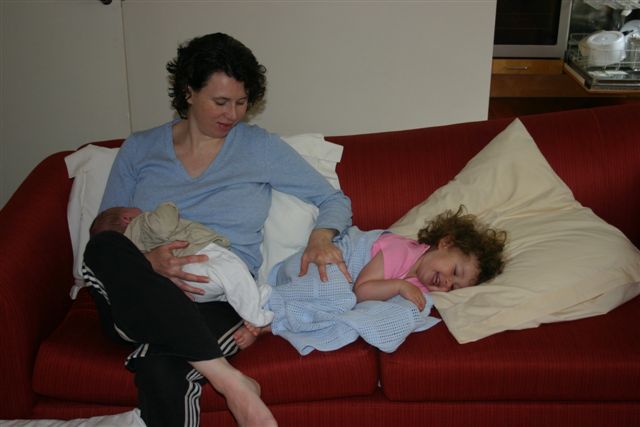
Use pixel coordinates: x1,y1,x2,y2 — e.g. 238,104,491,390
191,358,277,427
221,372,276,427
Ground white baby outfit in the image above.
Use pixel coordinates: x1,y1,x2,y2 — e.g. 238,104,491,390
125,202,273,326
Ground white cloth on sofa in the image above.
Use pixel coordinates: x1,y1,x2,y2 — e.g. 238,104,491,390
65,145,119,299
124,202,273,326
0,409,146,427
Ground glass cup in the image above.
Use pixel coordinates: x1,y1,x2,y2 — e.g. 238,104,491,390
628,34,640,71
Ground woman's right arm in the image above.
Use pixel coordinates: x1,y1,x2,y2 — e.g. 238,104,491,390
99,137,139,211
143,242,209,298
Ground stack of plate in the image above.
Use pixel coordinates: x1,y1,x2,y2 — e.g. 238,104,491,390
579,31,627,67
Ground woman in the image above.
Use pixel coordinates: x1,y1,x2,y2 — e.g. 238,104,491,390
83,33,352,427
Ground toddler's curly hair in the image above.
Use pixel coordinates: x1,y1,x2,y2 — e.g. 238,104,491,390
417,206,507,285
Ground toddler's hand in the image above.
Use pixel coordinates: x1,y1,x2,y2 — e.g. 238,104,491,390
399,281,426,311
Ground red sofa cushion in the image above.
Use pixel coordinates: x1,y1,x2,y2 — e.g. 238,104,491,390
33,291,379,409
380,296,640,402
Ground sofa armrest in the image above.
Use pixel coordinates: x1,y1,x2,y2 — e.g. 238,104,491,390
0,151,76,418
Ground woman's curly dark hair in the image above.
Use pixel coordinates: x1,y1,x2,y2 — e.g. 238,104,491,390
417,206,507,285
166,33,267,118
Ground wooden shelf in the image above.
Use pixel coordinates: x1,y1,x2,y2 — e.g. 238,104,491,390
490,58,640,98
490,73,590,97
492,58,564,75
488,58,640,118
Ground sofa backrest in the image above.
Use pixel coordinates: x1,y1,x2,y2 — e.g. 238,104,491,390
329,104,640,247
76,104,640,248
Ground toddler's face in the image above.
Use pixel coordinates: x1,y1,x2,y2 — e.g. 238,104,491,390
413,239,479,292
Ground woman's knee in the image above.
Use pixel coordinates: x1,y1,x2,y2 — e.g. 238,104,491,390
87,230,134,249
84,232,144,277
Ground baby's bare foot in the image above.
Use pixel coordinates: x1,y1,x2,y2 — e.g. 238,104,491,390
244,320,272,337
233,326,258,350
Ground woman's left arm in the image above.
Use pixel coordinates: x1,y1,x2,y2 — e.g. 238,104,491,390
300,228,352,282
267,135,353,282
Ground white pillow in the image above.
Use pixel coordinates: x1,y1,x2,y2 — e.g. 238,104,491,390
65,145,119,299
0,409,145,426
389,118,640,344
65,134,343,297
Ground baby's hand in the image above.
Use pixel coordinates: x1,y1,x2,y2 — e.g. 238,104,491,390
399,281,426,311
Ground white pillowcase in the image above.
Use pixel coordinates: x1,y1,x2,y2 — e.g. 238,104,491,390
65,134,343,298
389,118,640,344
65,145,119,299
0,409,145,427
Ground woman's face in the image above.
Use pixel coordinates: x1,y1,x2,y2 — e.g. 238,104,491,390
187,71,249,139
413,238,480,292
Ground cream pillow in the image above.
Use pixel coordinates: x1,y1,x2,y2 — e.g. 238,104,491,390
65,134,342,297
389,118,640,344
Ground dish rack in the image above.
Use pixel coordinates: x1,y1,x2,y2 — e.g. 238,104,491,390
567,32,640,69
584,0,640,10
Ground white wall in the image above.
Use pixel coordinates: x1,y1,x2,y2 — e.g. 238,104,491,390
0,0,131,208
0,0,497,208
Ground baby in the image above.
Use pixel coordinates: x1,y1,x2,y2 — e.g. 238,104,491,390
90,202,273,327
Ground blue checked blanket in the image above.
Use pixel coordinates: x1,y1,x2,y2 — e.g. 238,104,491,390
266,227,440,355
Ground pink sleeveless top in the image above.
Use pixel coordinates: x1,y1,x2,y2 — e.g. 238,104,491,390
371,233,430,292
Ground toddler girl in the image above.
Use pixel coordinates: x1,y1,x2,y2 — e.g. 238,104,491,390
234,206,507,351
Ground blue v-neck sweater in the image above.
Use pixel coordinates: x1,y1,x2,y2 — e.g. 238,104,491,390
100,121,352,275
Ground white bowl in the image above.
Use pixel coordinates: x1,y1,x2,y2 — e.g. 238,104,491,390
583,31,626,67
621,19,640,35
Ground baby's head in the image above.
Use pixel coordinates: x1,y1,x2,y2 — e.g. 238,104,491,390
416,206,507,291
90,207,143,236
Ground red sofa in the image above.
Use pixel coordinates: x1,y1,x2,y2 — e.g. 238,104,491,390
1,104,639,426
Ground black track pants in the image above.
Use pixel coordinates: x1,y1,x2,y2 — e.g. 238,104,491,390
83,231,242,427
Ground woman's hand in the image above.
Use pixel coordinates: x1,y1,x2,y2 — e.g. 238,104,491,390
144,241,209,299
299,228,352,283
